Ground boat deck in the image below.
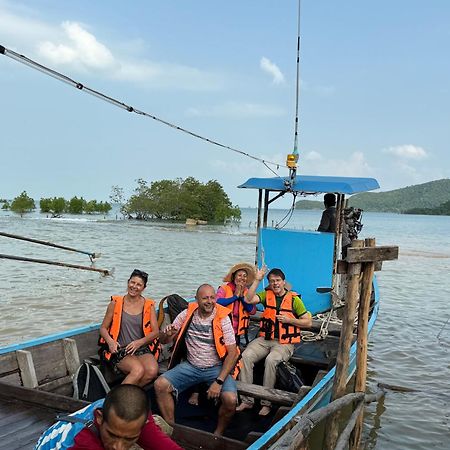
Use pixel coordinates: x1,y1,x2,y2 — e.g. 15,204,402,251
0,394,55,450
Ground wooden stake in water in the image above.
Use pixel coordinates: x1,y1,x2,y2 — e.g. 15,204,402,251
0,253,110,275
0,231,99,261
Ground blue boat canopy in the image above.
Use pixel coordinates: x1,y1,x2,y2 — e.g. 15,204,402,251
238,175,379,195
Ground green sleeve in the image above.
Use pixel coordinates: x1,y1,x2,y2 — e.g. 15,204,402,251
293,295,308,317
257,290,266,306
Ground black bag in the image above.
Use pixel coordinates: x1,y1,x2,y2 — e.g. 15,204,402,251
165,294,188,322
73,361,110,401
275,361,304,393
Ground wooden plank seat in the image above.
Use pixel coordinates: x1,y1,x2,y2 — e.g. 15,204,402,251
88,355,310,407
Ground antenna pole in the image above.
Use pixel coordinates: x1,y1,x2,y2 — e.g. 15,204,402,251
287,0,302,183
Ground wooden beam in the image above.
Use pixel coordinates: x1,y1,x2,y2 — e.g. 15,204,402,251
38,375,73,392
0,382,89,412
324,240,364,450
63,338,80,375
236,381,310,406
346,245,399,263
16,350,38,388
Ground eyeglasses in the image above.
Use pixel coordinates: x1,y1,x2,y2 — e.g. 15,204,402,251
130,269,148,280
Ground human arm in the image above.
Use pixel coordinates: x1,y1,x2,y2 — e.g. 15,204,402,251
318,210,330,232
244,267,266,304
206,343,238,400
276,296,312,328
99,301,119,354
216,285,239,307
126,304,160,355
158,309,187,344
137,414,182,450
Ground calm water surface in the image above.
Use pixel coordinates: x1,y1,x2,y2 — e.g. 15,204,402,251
1,207,449,449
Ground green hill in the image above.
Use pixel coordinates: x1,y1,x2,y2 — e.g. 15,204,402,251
348,179,450,213
295,199,323,210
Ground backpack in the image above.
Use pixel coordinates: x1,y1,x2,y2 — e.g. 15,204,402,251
165,294,188,322
35,400,103,449
73,361,110,401
275,360,304,393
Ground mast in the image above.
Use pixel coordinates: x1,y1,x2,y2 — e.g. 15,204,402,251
286,0,301,186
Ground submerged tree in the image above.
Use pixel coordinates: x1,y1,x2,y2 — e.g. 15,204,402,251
10,191,36,217
123,177,241,223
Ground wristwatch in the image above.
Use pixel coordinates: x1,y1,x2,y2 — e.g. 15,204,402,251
215,378,224,385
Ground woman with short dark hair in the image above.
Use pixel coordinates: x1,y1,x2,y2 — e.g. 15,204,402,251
99,269,160,386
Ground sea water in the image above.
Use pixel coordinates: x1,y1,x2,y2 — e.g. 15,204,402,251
0,207,449,449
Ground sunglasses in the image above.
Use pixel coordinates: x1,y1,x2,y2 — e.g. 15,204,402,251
130,269,148,280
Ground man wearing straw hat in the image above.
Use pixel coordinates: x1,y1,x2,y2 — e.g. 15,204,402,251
237,267,312,416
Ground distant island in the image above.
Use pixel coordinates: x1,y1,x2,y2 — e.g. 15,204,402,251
295,179,450,215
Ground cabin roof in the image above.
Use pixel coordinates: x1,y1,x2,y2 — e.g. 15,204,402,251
238,175,380,195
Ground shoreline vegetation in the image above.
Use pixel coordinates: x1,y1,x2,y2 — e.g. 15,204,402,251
295,178,450,216
1,177,241,223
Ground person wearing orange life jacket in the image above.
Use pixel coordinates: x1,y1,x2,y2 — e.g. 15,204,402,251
237,267,312,417
154,284,239,436
216,262,257,342
99,269,160,387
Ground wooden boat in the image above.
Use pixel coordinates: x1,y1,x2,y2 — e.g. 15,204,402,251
0,175,381,449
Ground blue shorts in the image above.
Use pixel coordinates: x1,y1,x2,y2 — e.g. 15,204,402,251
162,361,237,398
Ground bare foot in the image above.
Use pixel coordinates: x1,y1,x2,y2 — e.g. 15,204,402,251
258,405,271,416
236,402,253,412
188,392,199,406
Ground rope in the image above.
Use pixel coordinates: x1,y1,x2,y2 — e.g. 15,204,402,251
275,192,298,229
0,45,287,172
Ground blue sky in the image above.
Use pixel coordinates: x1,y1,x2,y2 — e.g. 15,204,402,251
1,0,449,207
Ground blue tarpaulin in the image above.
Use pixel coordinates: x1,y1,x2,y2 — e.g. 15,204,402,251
238,175,379,194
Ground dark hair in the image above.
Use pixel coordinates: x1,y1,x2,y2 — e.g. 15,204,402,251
324,193,336,207
267,268,285,281
129,269,148,287
103,384,149,423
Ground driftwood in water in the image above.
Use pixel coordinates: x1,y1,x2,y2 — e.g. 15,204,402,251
0,231,99,259
271,391,384,450
0,253,110,275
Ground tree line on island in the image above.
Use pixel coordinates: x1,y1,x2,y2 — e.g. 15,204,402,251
1,192,112,217
1,177,241,223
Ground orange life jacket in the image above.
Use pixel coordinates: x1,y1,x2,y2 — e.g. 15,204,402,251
168,302,241,378
99,295,160,360
220,283,250,336
259,290,302,344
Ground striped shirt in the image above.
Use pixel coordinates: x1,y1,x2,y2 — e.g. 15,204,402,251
172,307,235,368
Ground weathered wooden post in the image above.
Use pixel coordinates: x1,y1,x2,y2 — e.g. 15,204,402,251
324,239,398,450
350,237,376,449
324,239,364,450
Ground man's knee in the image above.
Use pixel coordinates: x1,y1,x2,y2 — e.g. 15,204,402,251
265,351,284,367
154,376,172,395
220,392,237,410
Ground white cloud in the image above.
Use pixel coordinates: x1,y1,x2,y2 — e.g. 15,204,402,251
0,3,223,90
260,57,285,84
382,144,428,160
38,22,116,71
185,101,285,119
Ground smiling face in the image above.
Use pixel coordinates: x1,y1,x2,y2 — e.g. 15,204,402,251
196,284,216,317
127,275,146,298
95,408,147,450
233,269,248,286
268,274,286,296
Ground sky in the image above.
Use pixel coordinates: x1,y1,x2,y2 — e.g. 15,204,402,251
1,0,449,207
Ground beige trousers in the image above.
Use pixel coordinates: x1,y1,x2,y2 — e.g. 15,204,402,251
239,337,294,406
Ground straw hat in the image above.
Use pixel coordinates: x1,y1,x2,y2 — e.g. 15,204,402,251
223,262,256,285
